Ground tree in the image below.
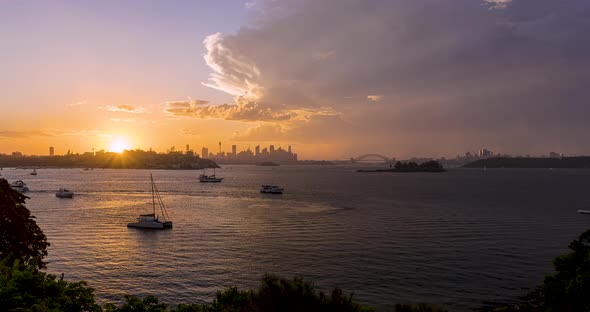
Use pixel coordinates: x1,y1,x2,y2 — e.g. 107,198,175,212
0,258,101,312
0,178,49,268
540,228,590,312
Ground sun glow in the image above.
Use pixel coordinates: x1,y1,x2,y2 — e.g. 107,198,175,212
109,138,131,153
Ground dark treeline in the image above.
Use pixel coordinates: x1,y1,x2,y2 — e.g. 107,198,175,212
463,156,590,169
0,149,219,169
392,160,445,172
358,160,445,172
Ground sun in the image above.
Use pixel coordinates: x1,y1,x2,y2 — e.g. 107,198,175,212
109,138,131,153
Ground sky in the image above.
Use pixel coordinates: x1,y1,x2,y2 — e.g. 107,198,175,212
1,0,589,160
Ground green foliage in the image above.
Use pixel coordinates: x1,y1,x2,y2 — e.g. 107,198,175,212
104,295,168,312
0,257,101,312
205,274,375,312
394,304,448,312
539,228,590,312
107,275,374,312
0,178,49,268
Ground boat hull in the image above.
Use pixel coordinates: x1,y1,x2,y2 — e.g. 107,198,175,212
11,186,29,193
127,221,172,229
199,178,223,183
578,210,590,214
56,193,73,198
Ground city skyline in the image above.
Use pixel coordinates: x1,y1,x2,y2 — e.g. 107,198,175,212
1,143,573,165
1,0,590,159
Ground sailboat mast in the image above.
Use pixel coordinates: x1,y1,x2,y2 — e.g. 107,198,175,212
151,174,156,214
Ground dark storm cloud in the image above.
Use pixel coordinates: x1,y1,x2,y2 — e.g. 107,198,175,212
203,0,590,156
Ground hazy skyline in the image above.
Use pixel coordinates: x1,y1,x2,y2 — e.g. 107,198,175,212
1,0,589,159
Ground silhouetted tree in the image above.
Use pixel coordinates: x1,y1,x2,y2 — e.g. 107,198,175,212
0,258,101,311
0,178,49,268
540,228,590,311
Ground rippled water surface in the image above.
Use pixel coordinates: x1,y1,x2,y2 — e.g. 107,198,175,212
4,166,590,311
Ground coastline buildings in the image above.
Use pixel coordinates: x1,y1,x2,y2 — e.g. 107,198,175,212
199,144,298,164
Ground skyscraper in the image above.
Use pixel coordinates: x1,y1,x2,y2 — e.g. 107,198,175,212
232,144,237,156
255,145,260,156
202,147,209,159
270,145,275,154
49,146,54,156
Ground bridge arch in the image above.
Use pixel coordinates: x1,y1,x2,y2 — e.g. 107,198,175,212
352,154,394,162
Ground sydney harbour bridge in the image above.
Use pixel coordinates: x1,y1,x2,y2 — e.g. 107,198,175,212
350,154,396,164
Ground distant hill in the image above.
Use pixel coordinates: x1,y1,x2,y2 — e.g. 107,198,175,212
0,150,219,169
463,156,590,168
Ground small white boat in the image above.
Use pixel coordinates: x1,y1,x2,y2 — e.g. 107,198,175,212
198,168,223,183
578,210,590,214
56,188,74,198
127,174,173,229
30,169,37,175
10,180,30,193
260,184,284,194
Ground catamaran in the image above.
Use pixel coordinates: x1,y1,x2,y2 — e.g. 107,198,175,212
127,174,173,229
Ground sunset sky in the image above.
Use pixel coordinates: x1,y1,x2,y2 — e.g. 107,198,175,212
1,0,589,160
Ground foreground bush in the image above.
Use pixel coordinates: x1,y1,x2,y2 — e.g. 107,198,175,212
104,275,375,312
539,228,590,311
0,258,101,312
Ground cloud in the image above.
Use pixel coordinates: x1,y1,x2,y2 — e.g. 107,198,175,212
101,104,146,114
0,130,55,138
484,0,512,10
199,0,590,157
164,97,338,121
367,95,383,102
0,129,105,138
109,118,136,123
68,100,87,107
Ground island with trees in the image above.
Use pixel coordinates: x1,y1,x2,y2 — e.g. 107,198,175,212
358,160,446,172
0,149,219,169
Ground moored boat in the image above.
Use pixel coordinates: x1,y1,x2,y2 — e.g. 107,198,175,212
198,168,223,183
578,210,590,214
127,174,173,229
10,180,30,193
260,184,284,194
56,188,74,198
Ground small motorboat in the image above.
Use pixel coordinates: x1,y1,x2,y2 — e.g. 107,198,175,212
260,184,284,194
56,188,74,198
10,180,30,193
578,210,590,214
30,169,37,175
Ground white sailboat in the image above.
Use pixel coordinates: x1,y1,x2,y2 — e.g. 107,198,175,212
127,174,173,229
198,168,224,183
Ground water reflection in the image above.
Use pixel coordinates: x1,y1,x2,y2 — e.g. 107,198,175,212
3,167,589,311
